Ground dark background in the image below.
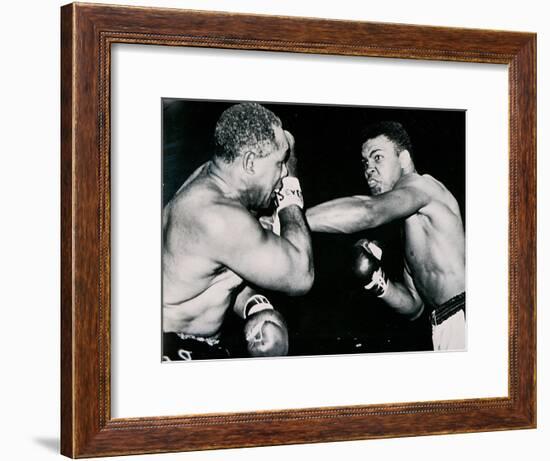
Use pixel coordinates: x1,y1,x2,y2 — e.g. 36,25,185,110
162,98,465,358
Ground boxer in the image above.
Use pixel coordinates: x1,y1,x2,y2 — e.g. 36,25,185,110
162,102,313,361
306,121,465,351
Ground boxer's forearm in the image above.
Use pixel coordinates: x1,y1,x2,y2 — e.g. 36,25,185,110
381,280,424,320
306,197,376,233
279,206,312,255
278,205,314,291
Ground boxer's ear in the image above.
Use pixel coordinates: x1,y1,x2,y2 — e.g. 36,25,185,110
243,151,256,174
398,149,414,172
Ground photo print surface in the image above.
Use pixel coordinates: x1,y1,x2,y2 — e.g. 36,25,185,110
161,99,466,362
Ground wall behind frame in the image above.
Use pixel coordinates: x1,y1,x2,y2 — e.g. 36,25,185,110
1,1,546,461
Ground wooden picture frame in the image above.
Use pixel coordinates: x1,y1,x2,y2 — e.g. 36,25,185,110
61,2,536,457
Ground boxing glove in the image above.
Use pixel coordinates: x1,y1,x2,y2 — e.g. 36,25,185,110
351,239,388,297
274,176,304,212
243,295,289,357
258,213,280,236
262,176,303,236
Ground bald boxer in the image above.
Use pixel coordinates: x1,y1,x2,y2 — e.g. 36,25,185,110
306,121,465,351
162,103,314,361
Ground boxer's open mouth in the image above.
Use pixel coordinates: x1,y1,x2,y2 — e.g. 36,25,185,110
367,178,378,188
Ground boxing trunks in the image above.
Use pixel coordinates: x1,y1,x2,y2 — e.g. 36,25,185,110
430,292,466,351
162,332,230,361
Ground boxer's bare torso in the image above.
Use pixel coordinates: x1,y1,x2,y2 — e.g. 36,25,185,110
163,150,314,337
396,173,464,306
162,163,245,336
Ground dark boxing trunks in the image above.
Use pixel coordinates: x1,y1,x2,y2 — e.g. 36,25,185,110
430,292,466,326
162,332,230,361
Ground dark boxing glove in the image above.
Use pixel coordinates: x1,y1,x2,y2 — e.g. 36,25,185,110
351,239,388,297
243,295,289,357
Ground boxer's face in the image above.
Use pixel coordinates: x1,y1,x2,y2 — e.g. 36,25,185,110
250,125,289,208
361,135,403,195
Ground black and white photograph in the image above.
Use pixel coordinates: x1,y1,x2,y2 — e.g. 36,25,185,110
161,99,466,362
4,0,545,459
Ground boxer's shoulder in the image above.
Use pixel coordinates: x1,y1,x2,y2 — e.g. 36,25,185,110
396,172,431,190
396,173,449,202
405,174,461,222
418,174,456,197
391,173,432,204
169,179,223,220
196,199,259,242
420,174,460,209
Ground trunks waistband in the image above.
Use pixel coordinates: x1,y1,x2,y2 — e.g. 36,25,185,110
175,332,221,347
430,292,465,326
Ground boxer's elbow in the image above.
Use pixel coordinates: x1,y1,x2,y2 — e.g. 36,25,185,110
407,302,425,321
403,298,424,321
300,263,315,294
384,283,424,319
289,280,313,296
287,259,314,296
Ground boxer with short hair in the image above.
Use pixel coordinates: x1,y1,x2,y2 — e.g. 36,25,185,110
162,102,314,360
306,121,465,351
